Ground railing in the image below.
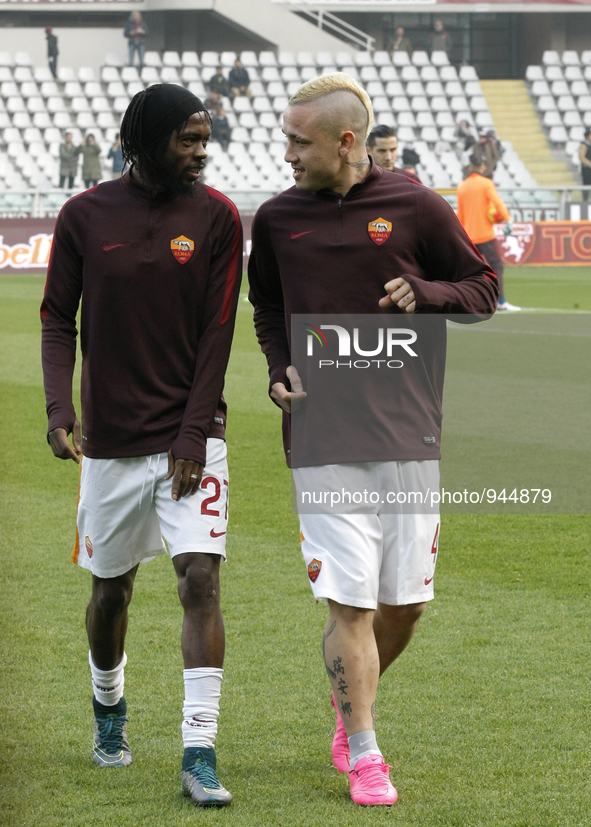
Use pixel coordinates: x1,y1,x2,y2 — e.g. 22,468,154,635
435,186,591,221
295,9,376,52
2,186,591,220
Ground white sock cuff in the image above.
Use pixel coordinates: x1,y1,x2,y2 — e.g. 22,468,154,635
89,650,127,678
183,667,223,682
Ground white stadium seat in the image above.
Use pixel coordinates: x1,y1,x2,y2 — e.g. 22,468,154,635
161,67,181,83
64,81,83,98
354,53,373,67
542,51,561,66
240,51,259,67
401,66,420,82
380,66,398,82
548,125,568,142
84,82,102,97
104,53,123,67
385,81,404,97
163,51,182,68
545,66,564,81
543,111,562,127
550,80,569,96
373,52,391,67
259,52,277,67
101,67,120,83
143,52,162,68
556,95,577,111
431,51,449,66
439,66,458,82
14,52,32,67
78,67,96,82
297,52,314,67
141,67,160,83
412,51,430,67
531,80,550,97
564,66,583,81
393,52,410,67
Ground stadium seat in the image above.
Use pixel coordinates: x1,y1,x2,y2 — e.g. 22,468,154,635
252,95,272,113
259,112,278,129
76,112,96,128
372,96,391,113
366,81,385,97
550,80,569,96
163,51,182,68
392,96,411,112
425,81,445,97
71,96,90,113
548,125,568,143
577,95,591,112
470,96,489,112
63,81,82,98
0,67,12,82
531,80,550,97
127,81,144,97
406,81,425,97
439,66,458,81
300,66,317,82
182,52,200,67
373,51,391,66
53,111,72,128
431,96,451,112
14,52,32,67
360,66,379,82
84,81,102,97
1,81,18,97
569,125,585,141
33,112,52,129
417,111,435,127
272,95,289,113
143,52,162,68
563,110,583,126
436,111,455,126
97,112,117,129
161,67,180,83
412,51,430,67
91,97,110,113
101,67,120,83
113,96,131,114
545,66,564,81
78,67,96,82
261,67,281,83
259,52,277,67
449,96,469,112
354,52,373,67
385,80,404,97
543,111,563,127
431,51,450,66
297,52,314,66
393,52,410,67
141,67,160,83
335,51,353,67
104,52,123,67
459,66,478,82
556,95,577,111
564,66,583,81
0,52,12,67
411,96,430,112
464,80,482,97
570,81,588,98
28,97,46,114
106,81,126,98
179,67,199,83
526,65,544,82
233,96,253,113
239,51,258,68
397,126,416,142
475,111,494,128
278,52,296,67
538,95,557,111
6,96,25,113
401,66,420,82
380,66,398,82
13,66,33,83
120,66,140,83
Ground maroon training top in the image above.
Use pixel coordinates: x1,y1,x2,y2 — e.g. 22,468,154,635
41,173,242,466
248,160,498,466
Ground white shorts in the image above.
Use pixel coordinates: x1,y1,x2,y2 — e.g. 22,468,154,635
73,439,229,579
294,461,440,609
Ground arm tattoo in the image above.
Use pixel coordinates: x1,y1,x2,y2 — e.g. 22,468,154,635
323,620,337,679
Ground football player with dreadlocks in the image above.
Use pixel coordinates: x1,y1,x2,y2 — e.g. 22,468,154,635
41,84,242,807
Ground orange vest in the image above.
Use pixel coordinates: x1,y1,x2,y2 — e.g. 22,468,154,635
456,173,511,245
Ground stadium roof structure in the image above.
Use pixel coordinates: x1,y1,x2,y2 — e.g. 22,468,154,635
274,0,591,10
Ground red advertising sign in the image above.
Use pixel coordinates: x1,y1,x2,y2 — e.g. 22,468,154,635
495,222,591,266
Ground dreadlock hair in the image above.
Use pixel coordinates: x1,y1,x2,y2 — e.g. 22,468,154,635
120,85,211,192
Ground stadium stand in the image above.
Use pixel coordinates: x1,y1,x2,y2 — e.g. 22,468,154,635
526,50,591,171
0,47,549,197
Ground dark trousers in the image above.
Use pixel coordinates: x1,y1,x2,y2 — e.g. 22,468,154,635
476,239,504,300
84,180,98,189
582,166,591,201
59,174,74,188
48,55,57,79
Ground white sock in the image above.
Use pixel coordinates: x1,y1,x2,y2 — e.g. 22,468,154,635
348,730,382,770
181,667,223,750
89,651,127,706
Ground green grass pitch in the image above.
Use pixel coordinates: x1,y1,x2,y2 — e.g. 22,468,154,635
0,267,590,826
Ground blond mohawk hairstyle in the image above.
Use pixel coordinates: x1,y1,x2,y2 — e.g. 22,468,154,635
288,72,374,140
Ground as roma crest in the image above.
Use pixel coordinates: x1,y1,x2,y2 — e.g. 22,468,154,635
368,217,392,246
170,235,195,264
85,535,93,559
308,558,322,583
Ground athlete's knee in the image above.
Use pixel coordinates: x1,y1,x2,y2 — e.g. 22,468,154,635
176,554,221,610
91,574,135,618
378,601,426,630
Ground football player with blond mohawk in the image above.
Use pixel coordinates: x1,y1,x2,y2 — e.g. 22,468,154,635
249,73,498,806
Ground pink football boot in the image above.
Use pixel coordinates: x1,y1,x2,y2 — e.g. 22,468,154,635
349,754,398,806
330,692,350,773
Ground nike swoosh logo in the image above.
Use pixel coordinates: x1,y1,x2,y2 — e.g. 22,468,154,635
290,231,317,239
424,576,433,585
359,739,373,747
203,787,230,795
102,242,130,251
210,529,227,538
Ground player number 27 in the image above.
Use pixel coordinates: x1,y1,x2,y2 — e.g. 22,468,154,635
200,476,229,519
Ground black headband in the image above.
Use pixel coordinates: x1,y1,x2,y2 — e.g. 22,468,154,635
142,84,208,143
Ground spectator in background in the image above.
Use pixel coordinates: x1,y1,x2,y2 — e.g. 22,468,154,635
457,154,520,312
108,133,124,178
59,132,77,189
430,19,451,56
402,145,421,179
229,59,251,99
487,129,503,160
208,68,229,98
124,11,148,69
212,107,231,152
366,125,421,183
579,128,591,201
45,28,58,80
470,131,499,179
78,134,102,189
454,118,476,158
390,26,412,58
205,90,222,116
